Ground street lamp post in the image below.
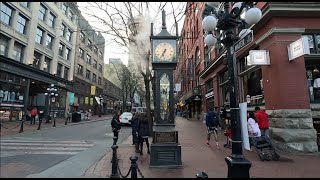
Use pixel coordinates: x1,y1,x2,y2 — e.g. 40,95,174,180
202,2,262,178
99,95,103,117
45,84,59,126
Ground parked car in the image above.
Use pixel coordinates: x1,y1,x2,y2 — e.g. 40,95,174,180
131,107,147,114
119,112,133,126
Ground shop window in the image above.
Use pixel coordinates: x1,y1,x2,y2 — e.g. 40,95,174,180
44,57,51,73
219,70,230,107
13,42,24,62
306,60,320,102
33,51,41,69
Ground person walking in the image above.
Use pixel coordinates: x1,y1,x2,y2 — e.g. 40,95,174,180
111,110,122,144
247,111,261,150
205,108,221,149
138,112,150,155
131,112,141,153
30,107,38,125
220,106,228,130
255,106,269,137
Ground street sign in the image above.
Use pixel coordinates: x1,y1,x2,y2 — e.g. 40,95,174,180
234,31,253,52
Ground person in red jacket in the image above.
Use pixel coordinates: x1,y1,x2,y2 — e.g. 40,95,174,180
255,106,269,137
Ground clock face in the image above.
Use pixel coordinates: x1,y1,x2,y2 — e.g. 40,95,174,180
155,42,174,61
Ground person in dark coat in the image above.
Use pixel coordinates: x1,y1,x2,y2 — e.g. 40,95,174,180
138,112,150,155
111,110,122,144
131,112,141,153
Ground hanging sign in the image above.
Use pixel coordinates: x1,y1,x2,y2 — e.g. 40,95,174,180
70,93,75,105
288,36,310,61
248,50,270,65
90,86,96,96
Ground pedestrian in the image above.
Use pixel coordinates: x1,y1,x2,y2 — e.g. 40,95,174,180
138,112,150,155
247,111,261,150
131,112,140,153
111,109,122,144
214,107,222,130
67,109,72,123
255,106,269,137
30,107,38,125
205,108,221,149
224,125,232,148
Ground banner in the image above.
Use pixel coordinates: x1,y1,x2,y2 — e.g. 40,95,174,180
90,86,96,96
90,98,93,106
70,93,74,105
85,97,89,104
239,102,250,151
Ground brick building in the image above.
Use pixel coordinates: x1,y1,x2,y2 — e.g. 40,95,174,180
175,2,320,152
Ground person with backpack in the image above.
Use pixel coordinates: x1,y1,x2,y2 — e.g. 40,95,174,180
205,108,221,149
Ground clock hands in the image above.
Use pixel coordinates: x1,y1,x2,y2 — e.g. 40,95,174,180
161,48,167,58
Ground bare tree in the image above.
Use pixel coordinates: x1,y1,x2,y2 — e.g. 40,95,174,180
79,2,186,135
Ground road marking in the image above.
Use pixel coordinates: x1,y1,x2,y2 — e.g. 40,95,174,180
0,139,94,155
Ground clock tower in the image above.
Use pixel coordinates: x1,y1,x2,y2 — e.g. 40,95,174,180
149,10,182,168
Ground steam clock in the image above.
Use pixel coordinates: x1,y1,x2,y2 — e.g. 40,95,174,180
149,10,182,168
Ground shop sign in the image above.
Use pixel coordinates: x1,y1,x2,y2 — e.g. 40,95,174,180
205,91,214,99
288,36,310,61
90,86,96,95
234,31,253,52
248,50,270,65
70,93,74,105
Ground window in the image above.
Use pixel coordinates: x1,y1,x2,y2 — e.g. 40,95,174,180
93,46,98,54
1,2,13,25
0,35,9,56
16,14,27,34
86,69,90,79
38,4,46,21
65,48,70,60
88,40,92,49
61,24,66,37
306,60,320,102
80,31,85,42
57,63,62,77
303,34,320,54
93,60,97,68
98,64,102,72
68,10,73,20
66,29,71,42
219,70,230,107
35,27,44,44
20,2,29,8
195,47,200,65
98,51,102,59
46,34,53,49
79,48,84,58
59,43,64,56
92,73,96,82
33,51,41,69
64,67,69,79
13,42,24,62
77,64,83,76
48,12,55,28
86,54,91,64
44,57,51,73
98,77,101,85
62,3,67,15
204,46,211,67
239,55,264,106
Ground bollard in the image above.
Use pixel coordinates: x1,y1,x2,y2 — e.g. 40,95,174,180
130,155,138,178
37,119,42,130
113,136,118,145
19,119,24,133
53,118,56,127
196,172,208,178
110,145,120,178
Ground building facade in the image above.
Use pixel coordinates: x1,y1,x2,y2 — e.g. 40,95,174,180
0,2,78,121
72,8,105,115
103,78,122,114
175,2,320,152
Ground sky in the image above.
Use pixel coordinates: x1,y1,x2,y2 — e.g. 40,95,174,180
77,2,186,66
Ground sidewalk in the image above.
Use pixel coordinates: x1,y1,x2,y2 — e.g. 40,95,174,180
84,116,320,178
0,114,112,137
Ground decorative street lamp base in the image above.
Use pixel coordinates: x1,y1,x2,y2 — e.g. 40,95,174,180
225,156,251,178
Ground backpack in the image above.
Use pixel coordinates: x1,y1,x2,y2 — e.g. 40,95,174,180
211,112,219,126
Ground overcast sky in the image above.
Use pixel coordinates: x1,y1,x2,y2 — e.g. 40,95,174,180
77,2,186,65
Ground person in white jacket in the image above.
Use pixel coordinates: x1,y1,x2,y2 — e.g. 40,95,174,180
247,111,261,150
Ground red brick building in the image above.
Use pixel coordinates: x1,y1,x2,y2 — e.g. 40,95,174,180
174,2,320,152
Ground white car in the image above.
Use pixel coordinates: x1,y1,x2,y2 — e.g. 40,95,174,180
119,112,133,126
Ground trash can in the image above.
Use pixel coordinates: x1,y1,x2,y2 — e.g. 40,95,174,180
72,112,81,122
